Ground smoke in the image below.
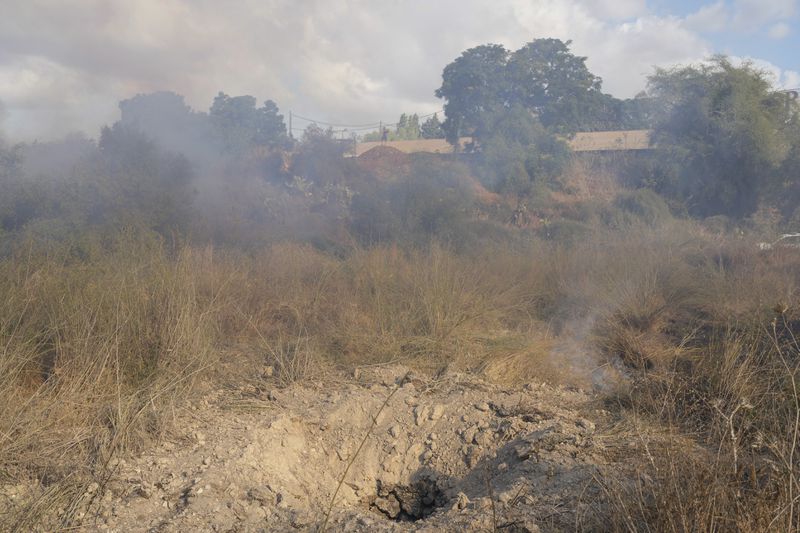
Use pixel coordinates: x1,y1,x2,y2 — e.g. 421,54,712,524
0,0,739,141
20,133,95,180
0,100,7,138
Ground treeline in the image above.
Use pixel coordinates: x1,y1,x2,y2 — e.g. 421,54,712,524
1,39,799,256
433,41,800,221
361,113,445,142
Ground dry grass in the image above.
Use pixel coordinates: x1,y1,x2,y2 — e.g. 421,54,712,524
1,217,799,530
0,232,219,529
587,321,800,532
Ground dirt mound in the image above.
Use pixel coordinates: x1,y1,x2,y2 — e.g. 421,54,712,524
19,365,622,532
358,145,410,164
356,145,412,181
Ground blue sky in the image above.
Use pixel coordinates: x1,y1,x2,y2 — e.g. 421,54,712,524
1,0,798,140
652,0,798,83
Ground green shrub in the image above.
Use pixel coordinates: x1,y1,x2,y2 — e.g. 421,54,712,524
613,188,672,225
539,219,591,244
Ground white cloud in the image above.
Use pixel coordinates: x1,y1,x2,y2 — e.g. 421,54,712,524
768,22,792,38
783,70,800,89
685,1,730,32
728,55,800,92
579,0,647,20
0,0,785,140
589,16,710,95
731,0,797,31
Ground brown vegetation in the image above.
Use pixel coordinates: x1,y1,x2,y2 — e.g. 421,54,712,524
1,216,798,529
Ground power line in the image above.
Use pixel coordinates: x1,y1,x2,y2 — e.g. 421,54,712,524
290,114,381,129
290,109,443,130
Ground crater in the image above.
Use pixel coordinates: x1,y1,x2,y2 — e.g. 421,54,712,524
369,474,446,522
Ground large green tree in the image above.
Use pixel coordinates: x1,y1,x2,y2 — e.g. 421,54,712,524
435,38,635,142
645,56,797,217
119,91,213,158
435,44,511,144
506,38,602,134
209,92,289,152
395,113,421,140
436,40,594,197
777,116,800,224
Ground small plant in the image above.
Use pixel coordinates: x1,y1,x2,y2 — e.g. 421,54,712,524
264,332,318,386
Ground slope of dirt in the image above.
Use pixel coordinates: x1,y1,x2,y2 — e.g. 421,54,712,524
356,145,412,180
15,366,624,532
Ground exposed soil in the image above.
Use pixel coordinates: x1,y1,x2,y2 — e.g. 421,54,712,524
356,146,413,180
5,366,628,532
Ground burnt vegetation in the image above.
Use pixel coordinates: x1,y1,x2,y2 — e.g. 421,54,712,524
1,38,799,530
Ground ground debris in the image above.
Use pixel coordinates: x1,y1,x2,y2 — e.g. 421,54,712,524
31,365,614,532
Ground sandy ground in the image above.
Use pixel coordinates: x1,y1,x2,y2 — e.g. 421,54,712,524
8,365,628,532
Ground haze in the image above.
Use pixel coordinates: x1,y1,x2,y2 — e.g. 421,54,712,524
1,0,798,140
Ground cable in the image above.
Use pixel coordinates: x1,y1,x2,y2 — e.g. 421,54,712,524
290,109,444,130
291,114,381,128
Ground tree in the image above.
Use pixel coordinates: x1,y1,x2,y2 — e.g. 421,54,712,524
776,115,800,224
119,91,214,158
254,100,288,146
210,92,288,152
362,113,423,142
96,123,194,231
420,113,444,139
397,113,421,140
506,39,602,134
435,40,590,197
0,138,21,183
292,125,356,186
435,39,629,141
436,44,511,144
0,138,30,233
644,56,797,217
475,105,570,197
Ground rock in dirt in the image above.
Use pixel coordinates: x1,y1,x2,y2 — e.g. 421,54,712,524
414,405,430,426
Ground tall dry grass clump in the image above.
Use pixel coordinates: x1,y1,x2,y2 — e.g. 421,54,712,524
205,241,557,375
590,322,800,532
0,231,219,528
583,232,800,531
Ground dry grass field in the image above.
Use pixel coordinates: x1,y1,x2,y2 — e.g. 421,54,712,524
1,218,799,530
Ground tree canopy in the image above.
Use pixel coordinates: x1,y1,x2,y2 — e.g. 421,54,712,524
0,138,21,183
436,44,511,144
435,38,638,142
643,56,798,217
435,40,601,198
210,92,289,151
420,113,444,139
506,39,601,134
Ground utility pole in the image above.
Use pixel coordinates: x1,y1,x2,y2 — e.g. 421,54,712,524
289,111,293,139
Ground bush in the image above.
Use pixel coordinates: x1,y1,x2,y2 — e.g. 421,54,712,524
539,219,591,244
613,188,672,225
349,160,477,249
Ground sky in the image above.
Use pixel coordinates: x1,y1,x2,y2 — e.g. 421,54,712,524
0,0,798,141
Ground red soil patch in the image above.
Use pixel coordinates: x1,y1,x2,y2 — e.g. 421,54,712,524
356,146,412,180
